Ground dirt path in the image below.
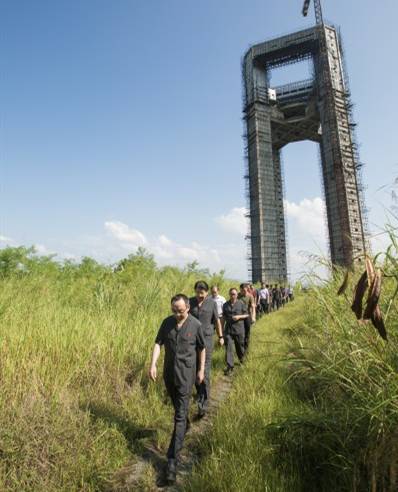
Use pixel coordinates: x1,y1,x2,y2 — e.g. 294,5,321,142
107,372,234,491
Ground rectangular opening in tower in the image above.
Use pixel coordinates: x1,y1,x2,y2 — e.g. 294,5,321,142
268,58,314,89
282,141,328,281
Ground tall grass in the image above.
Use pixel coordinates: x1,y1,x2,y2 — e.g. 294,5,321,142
185,301,307,492
188,232,398,492
2,232,398,491
276,233,398,491
0,247,230,491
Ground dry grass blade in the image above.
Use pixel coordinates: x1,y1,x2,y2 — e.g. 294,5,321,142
351,270,368,320
337,269,350,296
363,269,382,320
370,304,388,340
365,257,376,285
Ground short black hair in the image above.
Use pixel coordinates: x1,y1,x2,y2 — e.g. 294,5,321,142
194,280,209,292
171,293,190,306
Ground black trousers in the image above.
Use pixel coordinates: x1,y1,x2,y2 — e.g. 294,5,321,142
225,331,245,368
244,317,252,349
165,383,191,462
260,299,269,314
195,333,213,412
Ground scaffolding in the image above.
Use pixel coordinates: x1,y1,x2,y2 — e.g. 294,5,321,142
242,22,368,283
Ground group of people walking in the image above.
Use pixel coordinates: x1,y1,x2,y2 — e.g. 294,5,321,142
257,283,294,316
148,279,294,484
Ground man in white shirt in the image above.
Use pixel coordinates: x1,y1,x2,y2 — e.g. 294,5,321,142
259,282,270,315
211,285,226,319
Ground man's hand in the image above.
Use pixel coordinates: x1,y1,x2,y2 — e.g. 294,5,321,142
232,315,240,322
196,369,205,385
149,365,157,381
219,337,225,347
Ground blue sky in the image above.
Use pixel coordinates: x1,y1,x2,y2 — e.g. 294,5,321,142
1,0,397,279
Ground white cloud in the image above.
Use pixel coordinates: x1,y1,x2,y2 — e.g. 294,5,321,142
0,235,13,243
284,197,326,238
283,197,328,281
34,243,56,256
158,234,172,247
216,199,326,239
149,234,221,266
104,221,147,246
101,198,328,281
61,253,77,261
215,207,248,235
370,229,395,255
103,221,225,268
213,199,329,280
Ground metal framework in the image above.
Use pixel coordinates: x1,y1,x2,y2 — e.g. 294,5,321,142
242,15,368,283
303,0,323,25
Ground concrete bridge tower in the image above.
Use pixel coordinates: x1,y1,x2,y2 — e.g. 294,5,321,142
243,3,368,283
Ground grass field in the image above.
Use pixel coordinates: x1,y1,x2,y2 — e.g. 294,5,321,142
0,241,397,491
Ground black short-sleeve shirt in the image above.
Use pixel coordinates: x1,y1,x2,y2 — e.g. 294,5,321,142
222,300,247,336
155,313,205,394
189,296,219,337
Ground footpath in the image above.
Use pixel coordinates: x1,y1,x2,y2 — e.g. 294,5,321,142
108,300,302,491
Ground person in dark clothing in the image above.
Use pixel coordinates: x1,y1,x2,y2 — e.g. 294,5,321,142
272,284,280,310
149,294,205,484
238,283,255,350
222,288,249,375
258,282,270,315
268,287,274,312
189,280,223,418
280,286,286,307
249,283,258,318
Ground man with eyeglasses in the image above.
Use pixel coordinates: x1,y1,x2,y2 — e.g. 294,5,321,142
189,280,224,419
149,294,205,484
222,288,249,375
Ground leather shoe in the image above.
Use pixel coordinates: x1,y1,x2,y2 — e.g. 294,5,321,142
166,460,177,484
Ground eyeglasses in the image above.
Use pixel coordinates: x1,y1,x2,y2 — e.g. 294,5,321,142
172,307,187,314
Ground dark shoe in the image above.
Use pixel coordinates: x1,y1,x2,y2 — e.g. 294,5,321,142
166,460,177,484
224,366,233,376
197,408,206,419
